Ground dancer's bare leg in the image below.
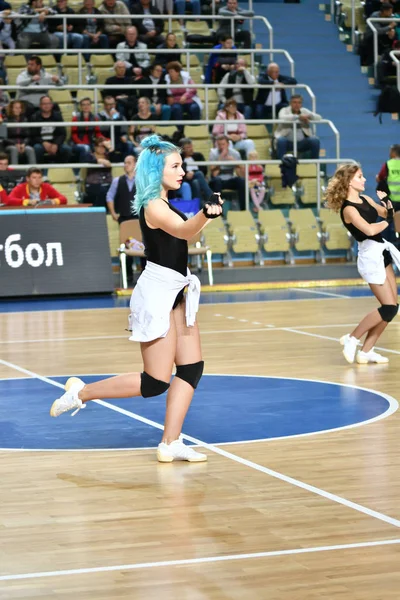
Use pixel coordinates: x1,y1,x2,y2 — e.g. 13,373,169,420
360,269,397,352
162,300,202,444
78,316,177,402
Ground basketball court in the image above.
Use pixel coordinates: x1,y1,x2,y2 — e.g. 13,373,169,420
1,286,399,598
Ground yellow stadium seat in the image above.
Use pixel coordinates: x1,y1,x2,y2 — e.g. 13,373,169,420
201,219,229,263
93,67,114,85
47,168,76,184
289,208,320,253
4,56,26,69
227,209,260,257
257,209,292,254
319,208,352,252
268,178,296,206
185,21,211,36
54,183,80,204
49,89,73,105
90,54,114,68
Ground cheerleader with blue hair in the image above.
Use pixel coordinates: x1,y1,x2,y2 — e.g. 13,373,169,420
50,135,224,463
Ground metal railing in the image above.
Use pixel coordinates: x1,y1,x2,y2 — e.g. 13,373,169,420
389,49,400,93
6,157,354,212
331,0,358,46
3,81,315,120
0,46,295,81
7,117,341,206
8,12,274,51
366,17,400,79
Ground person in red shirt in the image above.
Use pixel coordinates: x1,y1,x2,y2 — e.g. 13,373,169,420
0,183,8,204
71,97,104,162
7,167,67,206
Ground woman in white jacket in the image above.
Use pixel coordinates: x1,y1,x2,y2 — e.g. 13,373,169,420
50,135,223,462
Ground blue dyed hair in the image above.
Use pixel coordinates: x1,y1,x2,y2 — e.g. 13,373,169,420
133,134,180,214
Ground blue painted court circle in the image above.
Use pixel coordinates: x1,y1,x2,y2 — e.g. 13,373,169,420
0,375,396,450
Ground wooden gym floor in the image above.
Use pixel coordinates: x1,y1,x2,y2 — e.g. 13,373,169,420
0,287,399,599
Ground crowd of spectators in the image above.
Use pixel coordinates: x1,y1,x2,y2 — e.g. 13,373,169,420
0,0,325,212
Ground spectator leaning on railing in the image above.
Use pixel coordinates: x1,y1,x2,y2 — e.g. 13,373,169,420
7,166,67,206
17,0,59,50
274,94,321,160
217,58,255,119
16,56,63,115
30,95,72,164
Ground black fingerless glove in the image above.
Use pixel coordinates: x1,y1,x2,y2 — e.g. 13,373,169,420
387,206,394,223
203,193,223,219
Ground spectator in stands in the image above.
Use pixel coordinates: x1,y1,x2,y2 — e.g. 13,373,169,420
180,137,213,204
218,57,255,118
165,61,202,129
0,9,17,51
99,0,132,47
217,0,254,48
3,100,36,165
49,0,84,51
0,152,24,193
376,143,400,202
0,179,7,203
17,0,59,50
116,25,151,75
205,33,237,84
128,96,156,153
131,0,164,48
84,138,113,208
209,133,245,210
255,62,297,121
175,0,201,22
139,62,171,120
77,0,109,60
212,98,255,158
0,88,10,115
103,61,136,117
71,97,104,162
155,32,182,68
107,153,137,222
30,95,72,164
360,2,397,65
274,94,321,160
7,166,67,205
248,149,266,212
378,39,400,85
16,56,63,114
97,95,135,159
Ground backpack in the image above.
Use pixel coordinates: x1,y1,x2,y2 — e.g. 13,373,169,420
375,86,400,122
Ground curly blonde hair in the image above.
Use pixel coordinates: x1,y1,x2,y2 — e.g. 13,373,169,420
324,163,361,212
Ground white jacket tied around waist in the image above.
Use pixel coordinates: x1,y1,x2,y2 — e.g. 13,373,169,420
128,261,201,342
357,238,400,285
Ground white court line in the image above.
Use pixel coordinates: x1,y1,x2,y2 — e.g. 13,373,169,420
1,358,400,530
288,287,350,299
282,327,400,356
1,538,399,582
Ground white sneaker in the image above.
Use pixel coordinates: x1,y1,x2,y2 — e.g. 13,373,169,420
50,377,86,417
356,349,389,364
340,334,359,364
157,436,207,463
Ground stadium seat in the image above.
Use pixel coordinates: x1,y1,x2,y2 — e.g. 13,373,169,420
185,21,211,36
4,56,26,69
267,178,297,206
184,125,209,139
257,209,292,255
49,89,73,105
47,168,75,184
227,209,260,259
201,218,230,265
54,183,81,204
90,55,114,68
288,208,320,254
319,208,352,252
188,232,213,285
106,214,120,258
92,67,114,85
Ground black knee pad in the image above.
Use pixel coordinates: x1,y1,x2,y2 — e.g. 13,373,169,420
175,361,204,389
140,371,170,398
378,304,399,323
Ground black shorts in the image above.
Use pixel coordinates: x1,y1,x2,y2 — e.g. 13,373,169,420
173,288,185,310
383,249,393,268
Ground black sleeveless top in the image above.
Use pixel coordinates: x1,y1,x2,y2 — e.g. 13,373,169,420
139,200,188,277
340,196,383,243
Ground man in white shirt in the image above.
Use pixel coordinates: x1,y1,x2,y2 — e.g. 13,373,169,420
274,94,321,159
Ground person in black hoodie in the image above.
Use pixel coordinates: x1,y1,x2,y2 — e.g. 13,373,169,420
30,95,72,164
154,33,181,68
